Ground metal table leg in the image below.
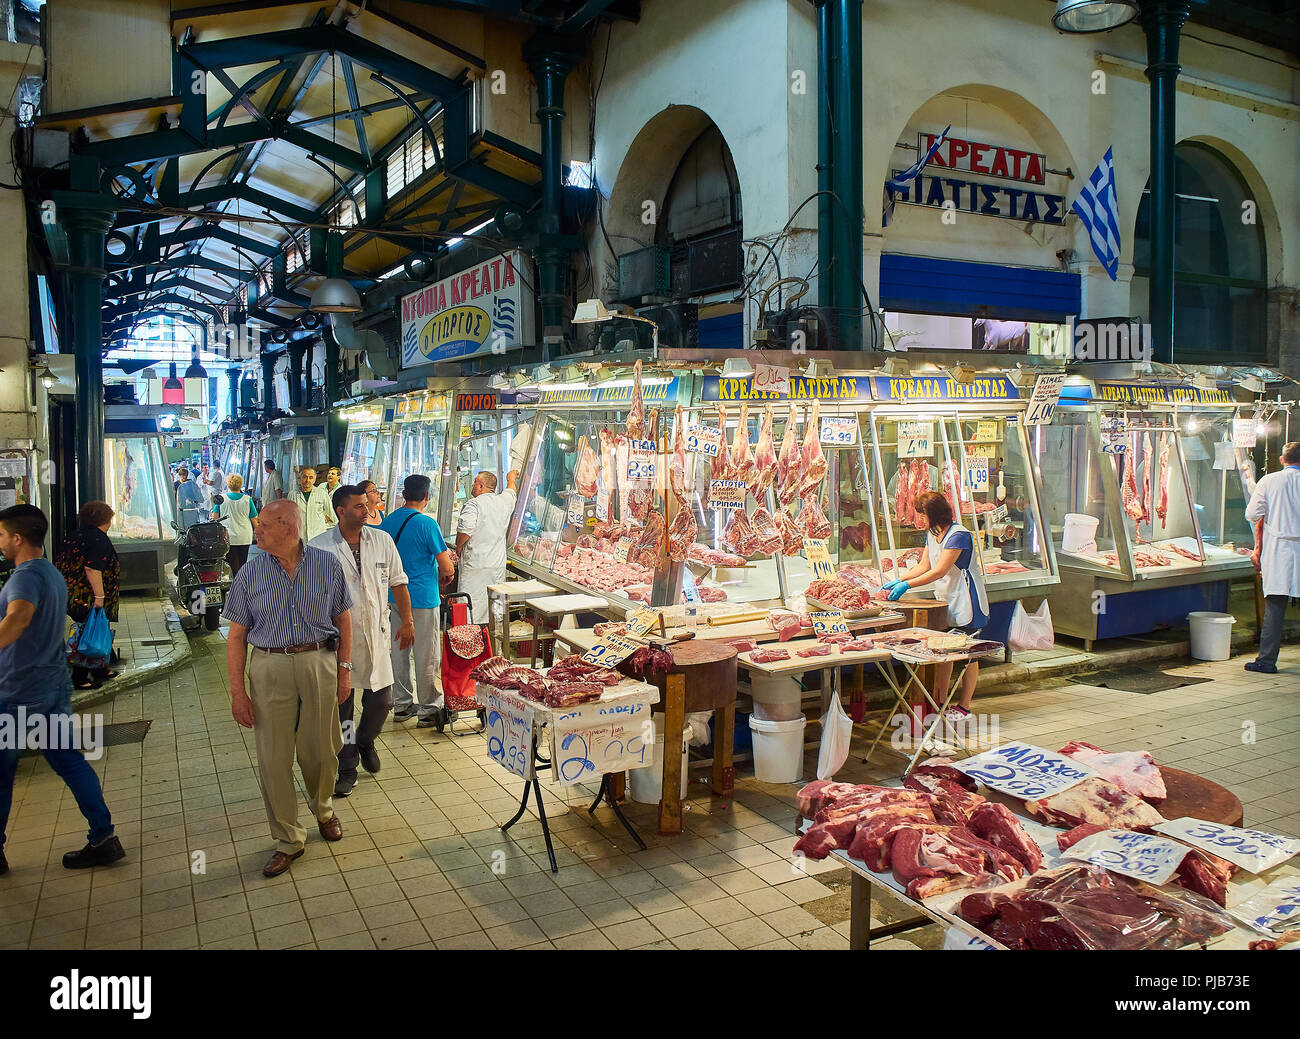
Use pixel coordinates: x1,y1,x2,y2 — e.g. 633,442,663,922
850,873,871,950
498,731,559,873
588,773,647,850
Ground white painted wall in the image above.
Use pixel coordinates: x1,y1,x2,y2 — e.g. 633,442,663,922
0,41,34,444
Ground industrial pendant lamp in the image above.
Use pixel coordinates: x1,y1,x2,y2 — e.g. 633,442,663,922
1051,0,1139,33
183,344,207,379
309,56,363,316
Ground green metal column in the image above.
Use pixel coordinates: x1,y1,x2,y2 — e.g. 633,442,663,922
287,341,305,410
261,351,278,418
831,0,863,349
1140,0,1194,364
525,35,581,352
324,330,343,468
815,0,836,311
226,367,241,424
64,206,114,505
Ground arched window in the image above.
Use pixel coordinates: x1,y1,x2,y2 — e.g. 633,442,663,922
1132,143,1267,359
658,125,743,295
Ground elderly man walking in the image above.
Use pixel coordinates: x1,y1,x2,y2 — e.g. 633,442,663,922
222,498,354,877
380,475,455,727
311,485,415,796
455,469,520,625
1244,441,1300,674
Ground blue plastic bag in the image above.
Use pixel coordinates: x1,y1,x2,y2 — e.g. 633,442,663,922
73,607,113,667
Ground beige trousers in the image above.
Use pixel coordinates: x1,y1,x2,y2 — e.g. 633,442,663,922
248,647,343,854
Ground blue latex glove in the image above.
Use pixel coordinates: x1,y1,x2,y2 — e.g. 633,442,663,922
887,581,910,602
879,580,903,595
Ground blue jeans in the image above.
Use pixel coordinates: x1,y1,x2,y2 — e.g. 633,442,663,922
0,685,114,851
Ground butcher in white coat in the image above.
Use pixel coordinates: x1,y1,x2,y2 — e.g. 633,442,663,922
310,484,415,796
1243,441,1300,674
455,469,519,624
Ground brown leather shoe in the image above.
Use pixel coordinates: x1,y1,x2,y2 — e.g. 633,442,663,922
262,848,304,877
318,815,343,842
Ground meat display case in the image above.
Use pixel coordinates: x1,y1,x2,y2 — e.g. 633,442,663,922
377,387,454,512
268,415,328,489
437,390,530,538
340,400,391,490
103,409,178,593
1041,376,1256,649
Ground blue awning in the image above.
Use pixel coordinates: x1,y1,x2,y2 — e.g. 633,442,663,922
881,254,1081,323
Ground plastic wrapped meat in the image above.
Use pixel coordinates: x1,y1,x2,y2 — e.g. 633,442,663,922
776,403,801,504
799,400,828,497
795,495,832,540
776,506,802,556
626,358,646,440
751,402,777,499
747,507,783,556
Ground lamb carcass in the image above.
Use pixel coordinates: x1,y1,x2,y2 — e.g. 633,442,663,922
574,435,599,499
747,506,783,556
667,505,697,563
729,402,756,493
669,406,690,505
1155,431,1170,527
795,494,831,540
615,435,631,520
799,400,828,497
629,509,665,569
626,408,658,522
1139,432,1152,524
598,428,617,516
776,404,801,504
1121,432,1145,521
752,402,777,499
721,507,756,556
626,358,646,440
712,402,730,480
776,505,802,556
910,459,929,529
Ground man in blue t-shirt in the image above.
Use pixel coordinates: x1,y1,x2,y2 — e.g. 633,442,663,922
380,475,455,727
0,505,125,877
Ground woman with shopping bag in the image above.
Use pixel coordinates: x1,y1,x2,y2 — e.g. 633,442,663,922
880,490,990,724
55,501,120,689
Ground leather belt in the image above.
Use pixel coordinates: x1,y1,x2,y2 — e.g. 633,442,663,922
254,639,333,655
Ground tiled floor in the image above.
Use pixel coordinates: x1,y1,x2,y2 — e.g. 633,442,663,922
2,616,1297,951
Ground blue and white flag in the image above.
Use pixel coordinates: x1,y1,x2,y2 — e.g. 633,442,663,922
1072,147,1122,281
883,124,950,227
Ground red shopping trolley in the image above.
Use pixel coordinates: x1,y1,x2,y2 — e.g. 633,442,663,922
439,592,491,735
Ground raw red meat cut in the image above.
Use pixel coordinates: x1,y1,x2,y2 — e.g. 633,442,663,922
686,544,746,568
796,644,833,658
695,580,728,602
1024,776,1165,831
752,402,777,499
468,656,514,684
795,494,831,540
1155,431,1170,527
626,358,646,440
818,632,854,645
543,682,605,708
629,510,665,568
725,638,760,654
547,655,624,685
838,563,883,589
712,402,730,479
766,609,806,641
1056,823,1234,906
615,436,631,520
592,622,627,636
797,779,861,817
721,508,756,556
669,405,690,505
1139,431,1152,523
908,763,978,793
747,506,783,556
1121,433,1145,521
729,402,756,493
749,647,791,664
840,521,871,552
1058,740,1167,803
805,577,872,611
941,459,960,519
667,506,697,562
967,802,1044,873
776,404,801,504
776,506,802,556
618,646,674,680
837,638,879,653
574,434,599,499
1165,542,1202,562
799,400,828,497
598,428,617,502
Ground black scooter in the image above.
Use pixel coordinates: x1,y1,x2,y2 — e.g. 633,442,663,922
170,495,234,631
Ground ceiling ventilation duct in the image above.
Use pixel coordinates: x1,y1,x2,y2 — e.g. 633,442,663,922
328,311,398,379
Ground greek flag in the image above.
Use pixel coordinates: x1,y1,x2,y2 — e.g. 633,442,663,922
1072,147,1121,281
883,124,950,227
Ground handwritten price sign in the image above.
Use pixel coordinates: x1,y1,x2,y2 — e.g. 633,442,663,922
1101,417,1128,454
627,439,656,481
1229,877,1300,935
1025,373,1066,426
613,537,632,563
1232,417,1257,449
973,420,999,443
686,424,723,457
555,720,652,782
898,421,933,459
580,631,641,668
1059,828,1189,885
707,479,747,511
623,608,662,638
802,537,836,580
810,609,849,638
1153,818,1300,874
480,687,536,780
595,494,609,522
566,494,586,523
964,455,989,493
951,742,1095,800
820,416,858,446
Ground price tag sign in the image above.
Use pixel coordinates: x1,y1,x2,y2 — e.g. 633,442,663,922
1059,828,1189,885
613,538,632,563
686,424,723,458
580,632,640,668
1025,373,1066,426
964,455,989,493
973,420,999,443
809,609,849,638
566,494,586,524
898,421,933,459
482,688,536,780
624,608,662,638
1101,417,1127,454
950,742,1095,800
1233,418,1257,449
752,363,792,397
802,538,836,581
595,494,609,522
967,444,996,460
1152,818,1300,874
627,439,656,481
820,416,858,446
707,479,747,511
1229,877,1300,935
987,503,1009,525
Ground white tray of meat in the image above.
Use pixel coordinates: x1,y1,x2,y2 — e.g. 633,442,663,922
804,595,883,620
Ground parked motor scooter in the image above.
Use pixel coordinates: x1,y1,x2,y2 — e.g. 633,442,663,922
170,494,233,631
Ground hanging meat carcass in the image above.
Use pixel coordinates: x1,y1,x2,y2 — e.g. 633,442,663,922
1138,431,1152,525
776,505,802,555
626,358,646,440
598,428,617,516
752,402,777,499
629,509,666,569
615,435,632,520
712,402,730,479
669,405,690,505
722,507,756,556
894,458,909,526
795,494,832,540
799,400,828,497
776,403,801,504
667,507,697,562
941,460,960,520
574,435,599,499
1121,431,1145,521
626,408,658,522
730,402,756,493
911,459,930,529
1155,431,1171,528
748,506,784,556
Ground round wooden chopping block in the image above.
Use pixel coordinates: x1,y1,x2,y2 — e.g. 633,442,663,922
1156,767,1243,827
650,639,738,713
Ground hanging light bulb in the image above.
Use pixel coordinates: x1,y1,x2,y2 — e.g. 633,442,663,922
309,278,362,313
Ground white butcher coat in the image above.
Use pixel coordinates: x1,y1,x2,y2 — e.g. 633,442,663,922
291,484,337,541
308,525,409,691
456,487,517,624
1245,465,1300,598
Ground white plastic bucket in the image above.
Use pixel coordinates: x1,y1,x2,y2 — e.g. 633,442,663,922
1062,513,1100,553
628,715,688,804
749,715,807,784
1188,611,1234,661
749,673,804,722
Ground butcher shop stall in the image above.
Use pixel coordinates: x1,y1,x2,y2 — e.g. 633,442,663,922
499,354,1059,639
1040,373,1270,649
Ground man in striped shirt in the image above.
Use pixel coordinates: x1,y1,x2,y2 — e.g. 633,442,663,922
223,498,355,878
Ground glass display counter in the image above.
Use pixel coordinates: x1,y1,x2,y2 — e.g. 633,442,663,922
104,412,178,592
381,390,453,512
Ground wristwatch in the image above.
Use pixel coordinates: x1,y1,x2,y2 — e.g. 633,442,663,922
339,661,354,672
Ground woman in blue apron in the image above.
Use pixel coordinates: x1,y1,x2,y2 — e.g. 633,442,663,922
882,490,990,722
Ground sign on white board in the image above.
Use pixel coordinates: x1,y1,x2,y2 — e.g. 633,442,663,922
898,421,933,458
685,424,723,457
752,363,792,397
820,416,858,446
950,742,1095,800
1059,828,1189,885
1024,373,1066,426
1152,818,1300,874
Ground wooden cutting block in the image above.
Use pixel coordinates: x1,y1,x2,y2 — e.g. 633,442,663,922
649,639,739,713
1156,767,1244,828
